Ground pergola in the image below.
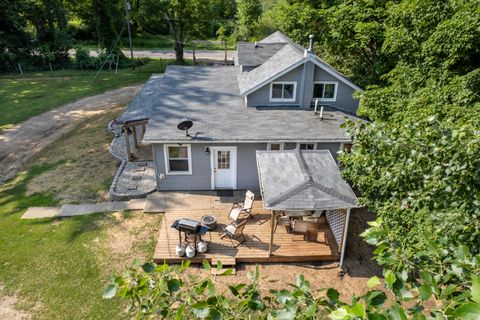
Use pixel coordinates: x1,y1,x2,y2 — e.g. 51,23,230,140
256,150,359,269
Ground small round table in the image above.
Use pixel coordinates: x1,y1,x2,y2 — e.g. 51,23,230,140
201,214,217,231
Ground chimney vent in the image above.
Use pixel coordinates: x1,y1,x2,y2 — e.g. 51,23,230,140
307,34,314,52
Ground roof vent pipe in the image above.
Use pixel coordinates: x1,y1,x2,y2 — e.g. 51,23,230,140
307,34,314,52
254,41,258,48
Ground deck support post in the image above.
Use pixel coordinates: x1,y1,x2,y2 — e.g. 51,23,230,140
132,126,138,148
339,208,351,270
268,210,276,256
124,127,132,161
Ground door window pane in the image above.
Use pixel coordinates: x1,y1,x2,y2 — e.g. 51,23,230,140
217,151,230,169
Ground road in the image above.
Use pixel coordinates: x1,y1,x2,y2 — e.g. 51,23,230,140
69,49,236,61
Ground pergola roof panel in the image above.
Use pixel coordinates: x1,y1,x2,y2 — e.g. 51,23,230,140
256,150,357,210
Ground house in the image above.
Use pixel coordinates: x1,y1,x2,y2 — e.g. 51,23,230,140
111,31,362,196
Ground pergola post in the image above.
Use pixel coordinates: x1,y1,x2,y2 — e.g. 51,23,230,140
268,210,276,256
124,127,132,161
339,208,351,269
132,126,138,148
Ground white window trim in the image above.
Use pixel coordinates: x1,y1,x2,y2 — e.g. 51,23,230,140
269,81,297,102
164,144,192,175
296,142,317,150
313,81,338,102
267,142,285,151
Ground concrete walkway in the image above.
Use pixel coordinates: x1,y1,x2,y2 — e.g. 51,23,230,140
21,191,246,219
0,85,142,184
21,199,145,219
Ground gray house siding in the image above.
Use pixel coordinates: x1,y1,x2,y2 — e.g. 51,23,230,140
313,66,359,113
246,65,303,107
301,61,315,108
153,143,266,191
317,142,341,160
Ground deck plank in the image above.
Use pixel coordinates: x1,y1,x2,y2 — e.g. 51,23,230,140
153,200,339,265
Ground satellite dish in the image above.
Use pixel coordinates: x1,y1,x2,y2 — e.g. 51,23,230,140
177,118,193,137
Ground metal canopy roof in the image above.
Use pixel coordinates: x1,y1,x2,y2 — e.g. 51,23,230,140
256,150,358,211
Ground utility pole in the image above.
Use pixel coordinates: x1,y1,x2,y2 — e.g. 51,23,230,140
124,0,134,60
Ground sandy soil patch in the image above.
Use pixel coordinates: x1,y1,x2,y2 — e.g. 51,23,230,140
0,285,31,320
94,211,163,271
26,108,122,203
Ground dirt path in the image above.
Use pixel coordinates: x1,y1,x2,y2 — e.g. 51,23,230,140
0,85,142,184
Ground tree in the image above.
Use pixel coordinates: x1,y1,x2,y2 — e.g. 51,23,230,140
235,0,262,41
92,0,124,55
0,0,32,71
156,0,212,63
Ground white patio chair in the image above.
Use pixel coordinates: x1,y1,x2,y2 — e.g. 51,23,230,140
228,190,255,223
219,219,248,248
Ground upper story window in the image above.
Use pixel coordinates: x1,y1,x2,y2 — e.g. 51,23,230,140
270,81,297,102
164,144,192,175
313,81,337,101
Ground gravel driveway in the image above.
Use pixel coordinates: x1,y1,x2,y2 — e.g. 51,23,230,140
0,85,142,184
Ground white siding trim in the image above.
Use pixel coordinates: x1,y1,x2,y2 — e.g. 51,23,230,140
164,144,192,175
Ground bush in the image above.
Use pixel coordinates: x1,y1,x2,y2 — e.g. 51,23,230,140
104,259,480,319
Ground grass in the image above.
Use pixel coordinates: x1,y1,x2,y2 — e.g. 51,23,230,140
0,110,162,319
0,59,175,130
25,107,122,203
81,33,235,50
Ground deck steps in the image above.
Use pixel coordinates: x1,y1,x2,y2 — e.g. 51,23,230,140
211,257,236,267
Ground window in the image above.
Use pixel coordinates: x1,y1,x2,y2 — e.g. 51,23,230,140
217,150,230,169
297,143,316,150
267,143,285,151
164,144,192,174
270,81,297,102
313,81,337,101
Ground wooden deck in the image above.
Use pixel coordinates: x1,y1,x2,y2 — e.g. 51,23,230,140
153,199,339,265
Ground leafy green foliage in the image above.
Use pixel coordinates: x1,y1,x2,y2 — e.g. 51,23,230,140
105,260,480,319
234,0,263,41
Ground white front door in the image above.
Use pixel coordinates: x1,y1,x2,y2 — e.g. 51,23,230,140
211,147,237,189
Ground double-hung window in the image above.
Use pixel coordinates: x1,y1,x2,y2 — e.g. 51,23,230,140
313,81,337,101
164,144,192,174
270,81,297,102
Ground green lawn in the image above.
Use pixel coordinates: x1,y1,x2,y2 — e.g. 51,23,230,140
0,59,174,130
0,110,162,319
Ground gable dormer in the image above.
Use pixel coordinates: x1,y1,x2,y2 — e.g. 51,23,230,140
236,32,362,114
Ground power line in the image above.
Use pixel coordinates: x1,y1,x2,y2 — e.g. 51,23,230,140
89,23,126,85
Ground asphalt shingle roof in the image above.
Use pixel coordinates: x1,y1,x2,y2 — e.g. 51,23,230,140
237,44,305,95
256,150,358,210
259,31,293,44
236,42,288,67
138,65,359,143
